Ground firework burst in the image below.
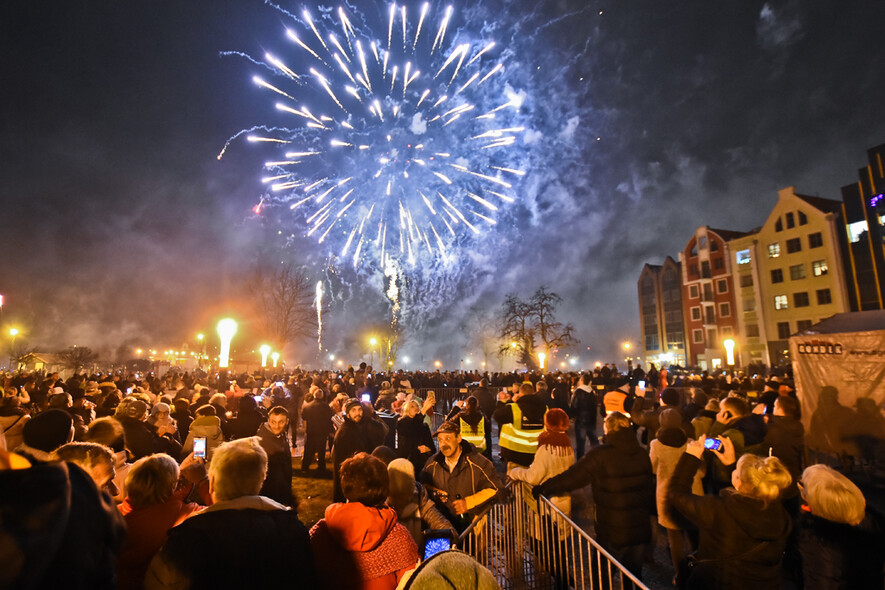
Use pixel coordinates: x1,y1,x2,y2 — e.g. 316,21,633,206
223,1,528,272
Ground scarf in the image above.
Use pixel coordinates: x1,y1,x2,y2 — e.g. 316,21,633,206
538,431,572,455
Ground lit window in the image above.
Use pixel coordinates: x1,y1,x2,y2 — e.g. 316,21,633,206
768,243,781,258
775,295,788,310
812,260,828,276
847,221,868,243
790,264,805,280
736,249,751,265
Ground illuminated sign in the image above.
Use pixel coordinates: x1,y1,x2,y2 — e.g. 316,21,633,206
871,193,884,208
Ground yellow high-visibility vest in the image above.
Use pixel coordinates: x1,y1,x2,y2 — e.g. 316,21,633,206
499,402,544,455
460,416,486,451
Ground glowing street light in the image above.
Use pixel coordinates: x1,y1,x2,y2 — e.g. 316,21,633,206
369,336,378,366
259,344,272,368
723,338,736,366
271,351,280,368
217,318,238,369
538,351,546,372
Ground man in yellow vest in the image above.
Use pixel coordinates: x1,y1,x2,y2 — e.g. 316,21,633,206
494,382,547,470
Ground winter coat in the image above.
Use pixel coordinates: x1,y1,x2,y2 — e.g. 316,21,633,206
509,444,575,515
226,405,265,440
121,416,182,461
388,481,456,547
797,509,885,590
762,415,804,499
649,429,704,529
0,411,29,452
570,384,597,423
333,416,384,502
303,397,335,439
396,549,500,590
116,495,200,590
538,426,654,547
180,415,224,460
473,386,497,419
395,414,435,475
0,461,126,590
668,454,791,590
420,440,503,525
145,495,315,589
255,422,295,507
310,502,419,590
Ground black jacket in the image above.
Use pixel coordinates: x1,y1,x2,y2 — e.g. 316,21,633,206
120,416,182,460
473,386,497,419
669,454,791,590
797,509,885,590
255,423,294,507
539,427,654,547
332,416,384,502
302,398,334,439
763,415,804,499
395,414,435,475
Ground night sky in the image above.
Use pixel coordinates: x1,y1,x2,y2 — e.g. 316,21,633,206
2,0,884,368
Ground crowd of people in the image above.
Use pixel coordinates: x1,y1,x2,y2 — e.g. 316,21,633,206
0,360,883,589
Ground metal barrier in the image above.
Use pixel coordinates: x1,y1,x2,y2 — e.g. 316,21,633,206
458,480,649,590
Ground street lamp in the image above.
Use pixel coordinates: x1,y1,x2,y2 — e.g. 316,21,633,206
217,318,237,369
538,351,546,372
196,333,205,369
723,338,736,378
259,344,271,368
9,328,19,371
369,337,377,367
271,351,280,368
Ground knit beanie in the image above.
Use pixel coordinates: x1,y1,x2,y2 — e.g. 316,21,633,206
538,408,572,454
22,409,74,452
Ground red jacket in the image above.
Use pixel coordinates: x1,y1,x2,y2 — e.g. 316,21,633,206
117,495,200,590
310,502,418,590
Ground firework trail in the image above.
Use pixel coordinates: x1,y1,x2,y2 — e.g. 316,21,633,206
315,280,324,351
222,1,529,273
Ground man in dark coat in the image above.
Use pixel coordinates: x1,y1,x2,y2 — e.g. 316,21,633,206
473,378,497,421
145,438,315,589
256,406,295,507
763,395,804,511
534,411,654,583
301,390,334,473
118,399,182,461
631,387,691,444
331,398,378,502
570,373,598,458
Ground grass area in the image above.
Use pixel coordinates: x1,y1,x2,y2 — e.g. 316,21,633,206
291,458,333,527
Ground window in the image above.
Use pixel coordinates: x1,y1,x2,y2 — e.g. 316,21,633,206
689,264,699,277
719,302,731,317
693,329,704,344
790,263,806,280
848,220,869,243
794,292,810,307
691,307,701,321
768,243,781,258
705,306,716,324
721,326,733,336
797,320,813,331
746,324,760,338
798,211,808,225
771,269,784,283
703,284,713,301
711,240,719,252
690,241,698,256
701,261,711,278
743,298,756,312
740,274,753,288
777,322,791,340
717,279,728,293
809,232,823,248
812,260,828,276
689,284,699,298
786,238,802,253
699,236,707,249
713,257,724,270
736,249,751,265
817,289,832,305
775,218,783,232
645,334,659,350
706,328,718,344
775,295,789,310
786,212,795,229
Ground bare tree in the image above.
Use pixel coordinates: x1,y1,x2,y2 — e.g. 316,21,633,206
498,286,578,371
57,345,99,373
249,263,318,350
464,308,503,370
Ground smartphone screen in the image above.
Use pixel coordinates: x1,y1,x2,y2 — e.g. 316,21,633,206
422,536,453,560
360,393,371,403
254,395,263,403
703,438,722,451
638,380,646,389
194,437,207,459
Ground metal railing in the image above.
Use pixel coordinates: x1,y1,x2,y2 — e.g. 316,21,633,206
458,480,649,589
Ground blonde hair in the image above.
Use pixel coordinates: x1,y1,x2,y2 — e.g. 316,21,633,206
735,454,792,504
53,442,114,472
604,411,631,433
801,464,866,526
209,393,228,408
125,453,180,509
209,437,267,501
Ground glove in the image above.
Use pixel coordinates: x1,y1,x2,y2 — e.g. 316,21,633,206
531,484,544,499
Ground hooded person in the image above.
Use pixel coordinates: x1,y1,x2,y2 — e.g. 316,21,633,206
181,404,224,461
310,452,419,590
508,408,575,516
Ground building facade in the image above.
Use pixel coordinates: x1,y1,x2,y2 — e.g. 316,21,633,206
637,257,686,368
840,143,885,310
679,227,743,369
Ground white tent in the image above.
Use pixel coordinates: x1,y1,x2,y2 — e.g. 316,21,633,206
791,311,885,460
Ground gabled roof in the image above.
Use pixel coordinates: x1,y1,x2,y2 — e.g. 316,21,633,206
707,227,750,241
794,193,843,215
